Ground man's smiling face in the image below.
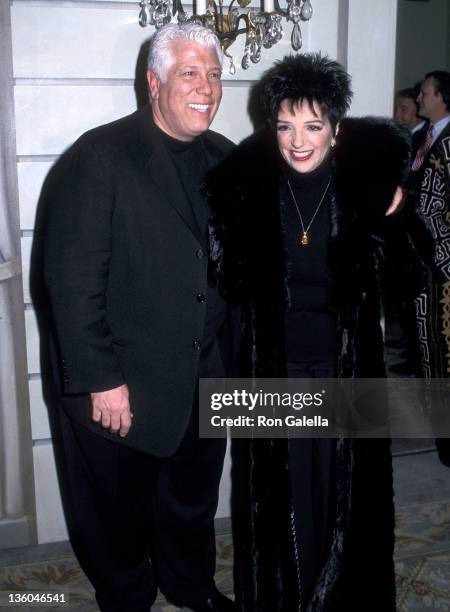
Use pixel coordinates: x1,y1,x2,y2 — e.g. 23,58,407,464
147,39,222,141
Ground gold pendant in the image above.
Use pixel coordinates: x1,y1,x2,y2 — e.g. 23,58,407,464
300,231,309,246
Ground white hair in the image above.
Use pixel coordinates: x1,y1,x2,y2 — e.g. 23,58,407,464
147,23,223,82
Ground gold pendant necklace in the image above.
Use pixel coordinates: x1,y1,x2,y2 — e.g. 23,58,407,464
287,178,331,246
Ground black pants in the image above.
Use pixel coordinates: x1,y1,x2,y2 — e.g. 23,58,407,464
58,402,227,612
286,359,335,608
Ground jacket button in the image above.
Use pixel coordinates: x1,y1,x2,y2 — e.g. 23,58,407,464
196,248,205,259
193,340,202,350
197,293,206,303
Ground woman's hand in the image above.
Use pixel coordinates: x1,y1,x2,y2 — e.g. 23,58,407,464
385,187,404,216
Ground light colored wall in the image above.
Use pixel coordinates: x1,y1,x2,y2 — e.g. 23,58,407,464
9,0,397,544
396,0,449,90
0,0,36,550
347,0,398,116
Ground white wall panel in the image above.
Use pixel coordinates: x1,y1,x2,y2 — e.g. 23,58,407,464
211,85,253,143
14,84,252,155
18,162,54,230
347,0,397,117
14,85,137,156
12,6,153,80
21,236,32,304
308,0,340,58
33,444,68,543
29,379,51,441
25,308,40,375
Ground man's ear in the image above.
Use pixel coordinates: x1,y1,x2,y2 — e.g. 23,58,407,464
147,69,160,102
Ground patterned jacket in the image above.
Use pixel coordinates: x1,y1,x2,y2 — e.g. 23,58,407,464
413,120,450,377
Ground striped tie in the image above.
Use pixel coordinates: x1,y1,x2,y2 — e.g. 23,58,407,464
411,124,433,171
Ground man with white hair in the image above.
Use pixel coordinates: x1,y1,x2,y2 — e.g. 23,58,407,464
43,22,235,612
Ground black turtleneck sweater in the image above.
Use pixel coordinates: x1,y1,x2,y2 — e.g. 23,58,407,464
161,129,212,236
156,126,228,374
281,159,336,363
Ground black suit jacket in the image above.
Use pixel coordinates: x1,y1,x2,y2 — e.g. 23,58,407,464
43,105,234,456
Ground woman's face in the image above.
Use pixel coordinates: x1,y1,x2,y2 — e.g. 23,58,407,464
276,99,334,173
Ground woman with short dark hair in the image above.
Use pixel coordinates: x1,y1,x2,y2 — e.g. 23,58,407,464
207,53,412,611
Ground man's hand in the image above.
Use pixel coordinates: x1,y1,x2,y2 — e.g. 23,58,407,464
91,384,133,437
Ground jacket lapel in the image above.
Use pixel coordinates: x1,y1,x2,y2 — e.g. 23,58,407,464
137,106,207,246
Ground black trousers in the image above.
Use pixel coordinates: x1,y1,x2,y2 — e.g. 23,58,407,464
286,359,335,608
58,401,227,612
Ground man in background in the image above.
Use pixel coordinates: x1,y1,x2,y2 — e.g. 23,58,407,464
410,71,450,464
395,85,428,154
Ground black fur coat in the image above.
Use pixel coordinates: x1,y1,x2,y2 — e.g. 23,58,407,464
206,118,412,612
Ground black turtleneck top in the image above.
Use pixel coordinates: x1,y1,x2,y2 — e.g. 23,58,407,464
155,126,227,372
158,128,213,236
281,158,336,363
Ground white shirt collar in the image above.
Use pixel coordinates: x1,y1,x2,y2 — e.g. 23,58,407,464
431,115,450,144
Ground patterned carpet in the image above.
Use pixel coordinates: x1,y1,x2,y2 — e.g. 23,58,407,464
1,500,450,611
395,498,450,611
0,532,233,612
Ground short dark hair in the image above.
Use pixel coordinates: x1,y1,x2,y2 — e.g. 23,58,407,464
425,70,450,111
259,53,352,131
396,87,417,102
